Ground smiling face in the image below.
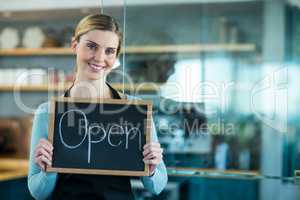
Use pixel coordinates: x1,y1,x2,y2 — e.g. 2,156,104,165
72,29,119,81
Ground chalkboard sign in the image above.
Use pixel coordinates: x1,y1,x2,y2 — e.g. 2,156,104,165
47,97,152,176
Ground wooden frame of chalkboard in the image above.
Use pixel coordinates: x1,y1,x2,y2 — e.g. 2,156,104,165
47,97,152,176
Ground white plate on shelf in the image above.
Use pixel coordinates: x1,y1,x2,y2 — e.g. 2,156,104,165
22,26,45,48
0,27,20,49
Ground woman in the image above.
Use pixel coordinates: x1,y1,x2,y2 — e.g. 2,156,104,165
28,14,168,200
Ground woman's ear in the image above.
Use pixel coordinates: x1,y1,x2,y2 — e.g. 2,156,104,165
71,37,78,53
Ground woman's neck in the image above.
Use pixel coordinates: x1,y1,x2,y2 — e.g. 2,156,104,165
70,77,112,99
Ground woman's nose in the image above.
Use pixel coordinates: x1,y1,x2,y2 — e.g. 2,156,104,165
93,49,105,62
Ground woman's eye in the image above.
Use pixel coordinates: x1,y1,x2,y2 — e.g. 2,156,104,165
105,48,116,55
87,43,97,51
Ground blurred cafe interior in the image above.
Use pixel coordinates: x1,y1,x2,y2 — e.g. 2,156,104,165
0,0,300,199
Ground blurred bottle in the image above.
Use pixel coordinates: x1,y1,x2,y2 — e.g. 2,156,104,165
228,23,240,44
218,17,229,43
214,142,228,170
239,148,250,170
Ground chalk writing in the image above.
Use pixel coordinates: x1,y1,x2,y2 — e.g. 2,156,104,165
59,109,142,163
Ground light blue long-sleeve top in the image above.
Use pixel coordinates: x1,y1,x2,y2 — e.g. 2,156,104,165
28,96,168,200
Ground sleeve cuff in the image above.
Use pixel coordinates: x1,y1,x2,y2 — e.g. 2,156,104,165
149,169,156,177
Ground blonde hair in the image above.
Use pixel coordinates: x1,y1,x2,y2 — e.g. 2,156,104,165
74,14,122,56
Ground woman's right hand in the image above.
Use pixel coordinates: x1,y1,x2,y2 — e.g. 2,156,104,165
34,138,53,171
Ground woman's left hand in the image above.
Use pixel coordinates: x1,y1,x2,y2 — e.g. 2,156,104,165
143,142,163,176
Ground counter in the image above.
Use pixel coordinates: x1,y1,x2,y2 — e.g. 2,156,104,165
0,158,28,181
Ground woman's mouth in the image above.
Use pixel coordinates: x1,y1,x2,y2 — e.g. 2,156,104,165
88,63,105,72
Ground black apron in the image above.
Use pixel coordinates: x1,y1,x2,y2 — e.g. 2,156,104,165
51,83,135,200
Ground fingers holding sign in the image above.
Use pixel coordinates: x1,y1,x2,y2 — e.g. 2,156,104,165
34,138,53,171
143,142,163,175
